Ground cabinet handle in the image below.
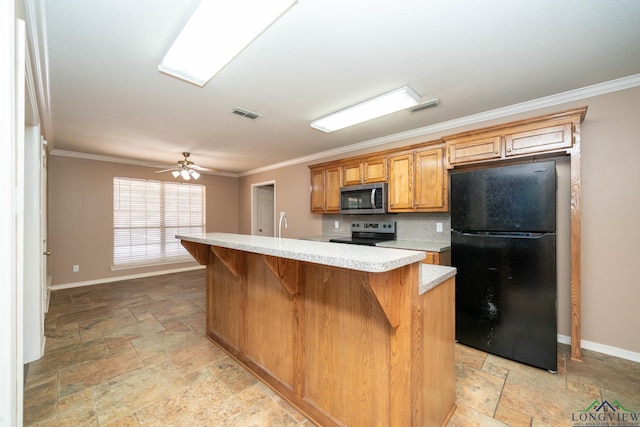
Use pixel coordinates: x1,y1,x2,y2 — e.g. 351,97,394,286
507,147,512,153
494,150,498,154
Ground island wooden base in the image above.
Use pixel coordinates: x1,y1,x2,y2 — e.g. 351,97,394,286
189,242,455,427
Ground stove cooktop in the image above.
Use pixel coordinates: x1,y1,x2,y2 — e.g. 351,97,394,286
329,221,396,246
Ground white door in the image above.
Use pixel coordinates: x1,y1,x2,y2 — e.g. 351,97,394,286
255,185,274,236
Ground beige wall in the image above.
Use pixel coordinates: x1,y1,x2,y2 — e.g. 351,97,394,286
48,156,239,285
239,165,323,237
238,86,640,354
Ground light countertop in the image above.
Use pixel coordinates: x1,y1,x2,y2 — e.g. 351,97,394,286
177,232,425,273
378,240,451,252
178,232,455,294
300,235,451,252
419,264,456,294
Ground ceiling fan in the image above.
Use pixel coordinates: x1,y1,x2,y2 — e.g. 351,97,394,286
155,152,212,180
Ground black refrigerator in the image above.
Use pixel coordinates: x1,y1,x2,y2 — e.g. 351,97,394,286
451,161,557,371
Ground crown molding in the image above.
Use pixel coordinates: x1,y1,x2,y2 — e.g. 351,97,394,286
23,0,53,142
240,73,640,177
49,149,240,178
48,73,640,179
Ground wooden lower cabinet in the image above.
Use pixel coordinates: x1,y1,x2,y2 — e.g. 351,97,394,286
423,249,451,266
202,245,455,427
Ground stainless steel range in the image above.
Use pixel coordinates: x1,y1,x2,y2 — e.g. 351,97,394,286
329,221,396,246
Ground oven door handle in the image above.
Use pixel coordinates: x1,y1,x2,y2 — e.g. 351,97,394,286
371,188,376,207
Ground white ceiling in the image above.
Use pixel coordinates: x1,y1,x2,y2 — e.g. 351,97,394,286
36,0,640,175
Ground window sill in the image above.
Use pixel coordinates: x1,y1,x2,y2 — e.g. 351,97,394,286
111,256,195,271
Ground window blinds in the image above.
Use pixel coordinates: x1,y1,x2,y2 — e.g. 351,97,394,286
113,177,205,265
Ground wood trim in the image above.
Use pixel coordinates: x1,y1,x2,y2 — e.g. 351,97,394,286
368,270,402,328
211,246,246,277
180,240,210,265
570,124,582,362
263,255,301,295
388,264,417,427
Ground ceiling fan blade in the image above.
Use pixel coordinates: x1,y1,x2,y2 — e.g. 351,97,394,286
154,168,177,173
191,165,214,171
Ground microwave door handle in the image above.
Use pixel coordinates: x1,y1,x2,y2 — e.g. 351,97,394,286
371,188,376,207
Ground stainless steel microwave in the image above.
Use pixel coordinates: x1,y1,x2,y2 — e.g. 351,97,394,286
340,183,388,215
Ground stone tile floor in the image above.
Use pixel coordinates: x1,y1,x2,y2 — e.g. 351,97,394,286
24,270,640,426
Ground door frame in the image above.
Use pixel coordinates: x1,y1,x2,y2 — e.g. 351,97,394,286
251,180,276,236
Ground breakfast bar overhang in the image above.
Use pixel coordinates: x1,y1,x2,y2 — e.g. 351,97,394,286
178,233,456,427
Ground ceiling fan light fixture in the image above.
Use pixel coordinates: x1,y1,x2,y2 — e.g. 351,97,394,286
158,0,298,87
310,86,421,133
180,169,191,180
171,170,181,178
189,170,200,180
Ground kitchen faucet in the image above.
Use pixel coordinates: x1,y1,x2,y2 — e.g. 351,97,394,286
278,212,288,238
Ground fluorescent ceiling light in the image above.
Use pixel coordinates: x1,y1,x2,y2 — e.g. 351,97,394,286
311,86,421,133
159,0,297,87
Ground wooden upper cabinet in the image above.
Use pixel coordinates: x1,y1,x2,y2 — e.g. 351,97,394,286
325,166,342,212
310,168,326,213
342,157,387,185
389,147,448,213
505,122,573,157
363,157,387,183
446,135,502,166
445,107,586,167
342,162,363,186
388,153,414,210
414,148,447,211
310,166,342,214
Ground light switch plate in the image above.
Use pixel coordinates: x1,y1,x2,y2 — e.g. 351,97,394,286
436,223,443,232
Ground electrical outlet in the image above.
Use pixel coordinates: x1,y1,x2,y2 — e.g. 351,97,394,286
335,221,339,229
436,223,443,233
73,264,80,272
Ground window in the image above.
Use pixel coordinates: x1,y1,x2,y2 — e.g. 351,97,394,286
113,177,205,267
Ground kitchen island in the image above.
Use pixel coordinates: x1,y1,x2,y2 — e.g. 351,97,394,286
177,233,456,427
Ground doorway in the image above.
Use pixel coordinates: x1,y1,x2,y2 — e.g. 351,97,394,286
251,181,275,236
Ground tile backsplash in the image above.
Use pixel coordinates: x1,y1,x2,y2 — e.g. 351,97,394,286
322,213,451,243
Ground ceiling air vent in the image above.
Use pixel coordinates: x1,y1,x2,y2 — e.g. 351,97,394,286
409,98,441,113
231,107,262,120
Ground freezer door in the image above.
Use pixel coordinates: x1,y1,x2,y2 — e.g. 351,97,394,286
451,161,556,232
452,230,557,371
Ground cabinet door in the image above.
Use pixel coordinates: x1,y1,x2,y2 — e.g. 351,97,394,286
421,250,451,266
414,148,447,211
422,252,438,265
388,153,414,211
310,168,325,213
505,123,573,157
325,167,342,212
446,135,502,165
363,157,387,183
342,162,363,186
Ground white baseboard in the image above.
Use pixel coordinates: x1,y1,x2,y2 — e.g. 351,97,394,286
50,265,205,291
558,334,640,363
